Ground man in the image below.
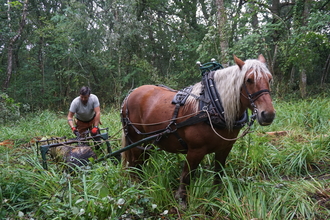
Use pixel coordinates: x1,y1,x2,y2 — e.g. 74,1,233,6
67,86,101,136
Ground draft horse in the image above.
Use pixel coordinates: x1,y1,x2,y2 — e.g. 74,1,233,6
120,55,275,206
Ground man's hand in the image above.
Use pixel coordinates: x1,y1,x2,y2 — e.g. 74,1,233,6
91,127,99,135
71,127,79,136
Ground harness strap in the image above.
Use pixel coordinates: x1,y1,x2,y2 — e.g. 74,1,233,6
205,71,225,115
122,103,190,149
122,117,168,136
249,89,270,101
169,103,188,149
200,71,248,128
243,83,270,102
176,112,208,129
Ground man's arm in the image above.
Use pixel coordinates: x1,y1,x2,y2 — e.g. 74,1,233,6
93,106,101,127
67,111,75,128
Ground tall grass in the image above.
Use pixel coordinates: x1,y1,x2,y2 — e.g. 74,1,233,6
1,97,330,219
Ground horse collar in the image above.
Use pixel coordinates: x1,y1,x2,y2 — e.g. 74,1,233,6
200,71,248,129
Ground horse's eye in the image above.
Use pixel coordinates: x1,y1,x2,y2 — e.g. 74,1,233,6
246,78,253,84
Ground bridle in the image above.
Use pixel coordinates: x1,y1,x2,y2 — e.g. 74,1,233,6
242,82,271,104
241,82,271,123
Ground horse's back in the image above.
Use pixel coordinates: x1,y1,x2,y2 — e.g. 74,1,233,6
122,85,177,132
121,85,180,166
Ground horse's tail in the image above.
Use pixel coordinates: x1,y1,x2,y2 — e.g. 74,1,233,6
121,108,134,168
120,87,145,169
121,92,130,168
121,130,129,167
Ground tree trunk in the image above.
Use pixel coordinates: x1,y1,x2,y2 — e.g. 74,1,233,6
290,66,295,85
215,0,229,65
3,0,29,92
249,2,258,30
300,69,307,98
298,0,311,97
271,0,280,42
321,54,330,87
229,0,243,55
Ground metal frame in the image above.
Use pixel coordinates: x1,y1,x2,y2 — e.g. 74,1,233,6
37,129,111,170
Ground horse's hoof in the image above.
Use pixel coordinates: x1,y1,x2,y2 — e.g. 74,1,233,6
179,200,187,210
175,193,187,209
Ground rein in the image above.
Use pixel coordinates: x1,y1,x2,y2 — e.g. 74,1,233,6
204,109,255,141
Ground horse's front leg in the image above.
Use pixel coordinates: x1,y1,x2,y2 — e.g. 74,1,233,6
175,150,205,208
214,146,233,185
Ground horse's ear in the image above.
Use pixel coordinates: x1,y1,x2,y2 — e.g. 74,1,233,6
258,54,266,63
234,55,245,69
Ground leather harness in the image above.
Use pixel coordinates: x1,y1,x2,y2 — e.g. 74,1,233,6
122,63,270,150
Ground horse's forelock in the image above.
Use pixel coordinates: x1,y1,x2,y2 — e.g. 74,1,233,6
243,59,272,82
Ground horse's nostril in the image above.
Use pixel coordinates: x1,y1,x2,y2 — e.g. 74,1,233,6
261,111,275,121
258,111,275,126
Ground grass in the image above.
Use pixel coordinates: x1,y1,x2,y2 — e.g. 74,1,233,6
1,97,330,219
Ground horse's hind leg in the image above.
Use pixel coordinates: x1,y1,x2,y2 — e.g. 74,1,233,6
175,151,205,208
121,133,151,172
122,147,149,168
121,133,142,167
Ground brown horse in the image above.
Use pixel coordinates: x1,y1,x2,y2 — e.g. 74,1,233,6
120,54,275,206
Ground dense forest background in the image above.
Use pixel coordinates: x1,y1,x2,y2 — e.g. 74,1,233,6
1,0,329,114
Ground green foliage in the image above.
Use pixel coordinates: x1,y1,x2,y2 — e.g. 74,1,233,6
1,0,329,110
283,31,330,82
229,32,271,60
275,5,330,97
8,1,23,8
0,93,21,124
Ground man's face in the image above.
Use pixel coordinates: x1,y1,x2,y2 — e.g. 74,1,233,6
80,94,90,105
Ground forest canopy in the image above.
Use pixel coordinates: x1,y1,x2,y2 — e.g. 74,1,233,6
1,0,329,111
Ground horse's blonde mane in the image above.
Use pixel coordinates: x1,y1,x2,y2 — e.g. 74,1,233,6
185,59,272,130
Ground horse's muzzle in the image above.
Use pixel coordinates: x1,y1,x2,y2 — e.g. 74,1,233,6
258,110,275,126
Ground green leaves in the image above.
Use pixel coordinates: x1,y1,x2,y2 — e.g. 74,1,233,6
0,93,21,124
8,1,23,8
1,0,329,111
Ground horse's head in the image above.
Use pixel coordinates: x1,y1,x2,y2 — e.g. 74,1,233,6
235,54,275,126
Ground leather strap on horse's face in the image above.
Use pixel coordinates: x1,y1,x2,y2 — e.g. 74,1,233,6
241,83,270,127
243,83,270,102
243,83,271,110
